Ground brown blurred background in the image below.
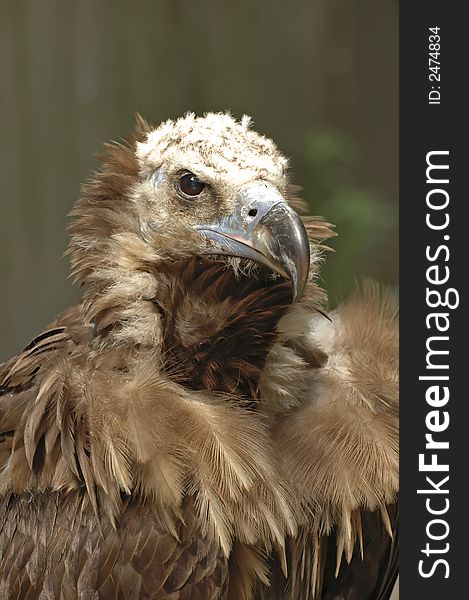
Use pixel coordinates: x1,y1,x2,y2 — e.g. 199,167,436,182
0,0,398,362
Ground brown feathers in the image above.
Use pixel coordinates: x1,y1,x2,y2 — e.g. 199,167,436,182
262,284,399,599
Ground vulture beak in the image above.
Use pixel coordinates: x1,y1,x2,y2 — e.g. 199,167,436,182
195,182,310,302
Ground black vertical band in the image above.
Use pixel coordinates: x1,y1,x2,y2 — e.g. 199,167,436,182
400,2,466,596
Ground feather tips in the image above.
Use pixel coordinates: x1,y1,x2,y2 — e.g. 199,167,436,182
1,343,296,561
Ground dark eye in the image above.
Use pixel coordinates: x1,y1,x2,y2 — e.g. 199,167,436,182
177,172,205,198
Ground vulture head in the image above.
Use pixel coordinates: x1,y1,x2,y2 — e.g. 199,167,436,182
68,113,333,395
135,113,310,301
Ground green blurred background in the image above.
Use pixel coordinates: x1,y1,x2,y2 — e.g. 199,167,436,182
0,0,397,362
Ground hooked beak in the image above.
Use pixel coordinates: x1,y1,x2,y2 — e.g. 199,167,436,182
194,182,310,302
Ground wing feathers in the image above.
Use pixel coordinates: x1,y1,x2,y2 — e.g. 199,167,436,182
1,343,296,563
260,285,398,598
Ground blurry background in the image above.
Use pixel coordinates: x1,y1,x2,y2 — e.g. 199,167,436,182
0,0,397,362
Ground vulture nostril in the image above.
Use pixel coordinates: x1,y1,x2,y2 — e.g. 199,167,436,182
248,208,258,217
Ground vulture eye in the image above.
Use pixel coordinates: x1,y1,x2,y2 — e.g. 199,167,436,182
177,172,205,198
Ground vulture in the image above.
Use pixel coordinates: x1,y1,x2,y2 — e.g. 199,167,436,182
0,113,398,599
